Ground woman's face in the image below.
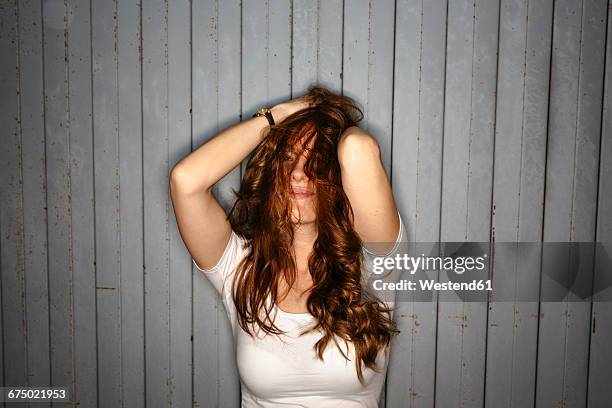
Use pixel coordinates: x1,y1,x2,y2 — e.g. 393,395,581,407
287,137,317,225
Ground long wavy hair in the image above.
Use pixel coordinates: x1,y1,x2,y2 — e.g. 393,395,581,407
228,85,400,385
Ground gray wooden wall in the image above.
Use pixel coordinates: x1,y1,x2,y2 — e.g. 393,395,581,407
1,0,610,407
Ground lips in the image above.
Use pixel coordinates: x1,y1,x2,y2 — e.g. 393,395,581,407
290,186,314,197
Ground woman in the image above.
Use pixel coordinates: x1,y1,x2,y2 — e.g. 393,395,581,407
170,85,405,407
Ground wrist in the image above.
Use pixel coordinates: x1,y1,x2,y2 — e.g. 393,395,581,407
251,107,276,127
271,104,287,124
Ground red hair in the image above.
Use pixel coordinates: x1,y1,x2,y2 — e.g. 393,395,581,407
228,85,399,384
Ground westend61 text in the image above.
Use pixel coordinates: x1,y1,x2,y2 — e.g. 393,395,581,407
372,279,493,291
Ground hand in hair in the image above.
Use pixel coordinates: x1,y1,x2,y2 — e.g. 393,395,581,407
272,95,313,124
271,85,338,124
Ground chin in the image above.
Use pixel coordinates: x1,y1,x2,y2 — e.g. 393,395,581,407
290,201,317,224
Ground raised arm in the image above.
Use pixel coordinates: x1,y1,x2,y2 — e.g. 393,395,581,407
337,126,400,255
170,99,309,270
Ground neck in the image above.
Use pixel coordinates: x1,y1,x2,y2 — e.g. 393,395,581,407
292,221,318,274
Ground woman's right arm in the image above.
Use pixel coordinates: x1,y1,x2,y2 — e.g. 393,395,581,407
169,101,306,270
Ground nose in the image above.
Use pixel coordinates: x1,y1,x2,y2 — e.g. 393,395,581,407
290,154,308,182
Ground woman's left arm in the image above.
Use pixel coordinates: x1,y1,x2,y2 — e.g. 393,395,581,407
337,126,400,254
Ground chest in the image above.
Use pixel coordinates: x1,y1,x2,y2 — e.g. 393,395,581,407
275,294,308,314
275,274,313,313
235,316,386,399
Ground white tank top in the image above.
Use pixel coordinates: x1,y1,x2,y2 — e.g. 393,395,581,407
193,211,404,407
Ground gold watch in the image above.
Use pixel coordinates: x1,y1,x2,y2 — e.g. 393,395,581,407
252,107,275,126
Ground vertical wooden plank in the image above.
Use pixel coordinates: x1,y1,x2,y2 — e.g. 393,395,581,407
0,0,28,389
216,2,242,217
317,0,343,92
437,0,497,406
292,0,318,92
42,0,75,396
91,0,122,404
191,0,248,406
168,0,192,406
68,0,98,405
537,0,607,407
242,0,291,113
143,0,171,405
242,0,269,114
413,0,448,246
588,3,612,405
486,0,553,407
216,2,243,406
268,0,292,103
560,0,607,405
468,0,498,237
437,2,477,407
387,0,446,406
343,0,369,124
366,0,395,177
292,0,343,93
117,0,145,405
241,0,272,203
343,0,395,174
536,17,583,408
18,0,52,395
191,1,243,406
191,1,219,405
390,0,423,399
